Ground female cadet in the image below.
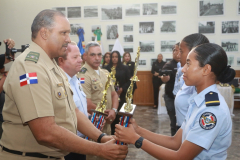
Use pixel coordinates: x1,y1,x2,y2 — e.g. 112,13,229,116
175,33,209,129
115,43,235,160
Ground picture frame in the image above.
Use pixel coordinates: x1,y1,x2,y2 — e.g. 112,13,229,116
139,41,154,53
84,6,98,18
125,4,140,16
139,22,154,34
67,6,81,19
199,21,215,34
199,0,224,16
101,5,122,20
160,21,176,33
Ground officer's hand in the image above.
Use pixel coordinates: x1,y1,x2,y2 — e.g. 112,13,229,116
99,139,128,160
129,118,140,134
161,75,170,83
101,135,114,143
3,39,15,49
105,109,116,124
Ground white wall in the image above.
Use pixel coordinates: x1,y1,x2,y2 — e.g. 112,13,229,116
0,0,239,70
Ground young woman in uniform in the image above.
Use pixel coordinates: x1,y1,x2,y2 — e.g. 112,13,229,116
115,43,235,160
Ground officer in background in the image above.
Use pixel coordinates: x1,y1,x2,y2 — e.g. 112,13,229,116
78,41,119,160
0,10,127,160
151,54,165,108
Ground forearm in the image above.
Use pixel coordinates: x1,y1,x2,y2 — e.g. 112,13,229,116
111,91,119,110
87,98,97,112
137,126,181,150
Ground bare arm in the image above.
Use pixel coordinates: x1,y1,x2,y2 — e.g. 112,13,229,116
104,91,119,123
111,91,118,110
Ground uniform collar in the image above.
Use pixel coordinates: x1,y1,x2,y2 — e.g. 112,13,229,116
84,62,100,75
193,84,217,107
65,72,77,83
29,41,55,70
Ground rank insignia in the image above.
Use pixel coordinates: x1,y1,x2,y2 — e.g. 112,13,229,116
205,91,220,106
25,52,40,63
80,67,87,74
199,112,217,130
58,92,61,98
57,83,63,87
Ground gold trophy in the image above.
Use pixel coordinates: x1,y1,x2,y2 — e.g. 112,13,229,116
117,47,140,145
86,67,116,140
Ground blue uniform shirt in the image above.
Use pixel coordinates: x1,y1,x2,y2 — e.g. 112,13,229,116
172,64,184,96
175,83,196,126
181,84,232,160
66,73,88,138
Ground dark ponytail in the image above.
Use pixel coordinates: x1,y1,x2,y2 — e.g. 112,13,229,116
182,33,209,50
194,43,235,83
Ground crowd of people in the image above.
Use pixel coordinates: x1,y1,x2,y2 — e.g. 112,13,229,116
0,9,236,160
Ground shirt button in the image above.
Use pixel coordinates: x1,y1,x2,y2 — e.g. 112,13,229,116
190,99,194,104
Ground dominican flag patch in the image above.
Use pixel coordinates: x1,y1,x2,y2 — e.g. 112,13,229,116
19,72,38,87
80,78,85,84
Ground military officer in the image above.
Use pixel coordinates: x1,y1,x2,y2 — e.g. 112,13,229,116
0,9,127,160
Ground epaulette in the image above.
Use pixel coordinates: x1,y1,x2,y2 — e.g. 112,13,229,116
205,91,220,107
25,51,40,63
79,67,87,74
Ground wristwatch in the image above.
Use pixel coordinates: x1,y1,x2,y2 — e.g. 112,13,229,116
112,108,118,115
135,137,144,148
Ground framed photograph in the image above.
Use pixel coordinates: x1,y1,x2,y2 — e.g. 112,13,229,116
84,6,98,18
199,21,215,34
101,5,122,20
123,24,133,32
91,25,101,33
160,21,176,33
52,7,66,16
161,2,177,15
221,39,239,52
92,36,95,41
199,0,224,16
109,44,114,52
139,22,154,33
123,45,134,53
151,59,157,66
70,23,84,36
67,7,81,18
238,0,240,15
106,25,118,40
222,21,239,34
166,58,172,63
161,40,176,53
142,3,158,15
139,41,154,53
227,55,234,66
123,35,133,43
125,4,140,16
139,59,147,66
237,57,240,66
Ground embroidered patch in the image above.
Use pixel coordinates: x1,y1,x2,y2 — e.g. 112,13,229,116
25,52,40,63
199,112,217,130
19,72,38,87
80,67,87,74
80,78,85,84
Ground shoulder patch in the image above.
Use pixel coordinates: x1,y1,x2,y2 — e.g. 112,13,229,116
205,91,220,107
199,112,217,130
80,67,87,74
25,52,40,63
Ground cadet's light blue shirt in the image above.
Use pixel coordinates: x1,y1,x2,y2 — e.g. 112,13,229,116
172,63,184,96
181,84,232,160
66,73,88,138
175,83,196,126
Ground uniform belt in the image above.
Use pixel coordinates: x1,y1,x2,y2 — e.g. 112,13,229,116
2,146,59,159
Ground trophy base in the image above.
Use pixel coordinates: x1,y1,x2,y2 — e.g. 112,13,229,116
90,109,108,117
118,103,136,117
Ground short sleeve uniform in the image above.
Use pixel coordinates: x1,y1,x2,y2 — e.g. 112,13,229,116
77,62,114,135
181,84,232,160
0,42,77,158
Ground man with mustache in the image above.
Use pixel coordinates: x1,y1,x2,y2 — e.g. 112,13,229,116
0,10,127,160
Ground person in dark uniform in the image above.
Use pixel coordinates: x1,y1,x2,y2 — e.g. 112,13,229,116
160,43,180,136
122,52,137,95
104,51,131,135
151,54,165,108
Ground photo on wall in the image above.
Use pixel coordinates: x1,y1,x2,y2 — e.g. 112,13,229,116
221,39,239,52
106,25,118,40
199,0,224,16
139,59,147,66
227,55,234,66
91,25,101,33
161,40,176,53
237,57,240,66
70,23,84,35
84,6,98,18
161,2,177,15
123,35,133,43
67,7,81,18
238,0,240,15
109,44,114,52
151,59,157,66
123,45,134,53
101,5,122,20
125,4,140,16
142,3,158,15
92,36,95,41
123,24,133,32
160,21,176,33
52,7,66,16
139,22,154,33
139,41,154,52
198,21,215,34
222,21,239,34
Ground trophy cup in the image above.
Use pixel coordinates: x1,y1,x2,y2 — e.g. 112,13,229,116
116,47,140,145
86,67,116,140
